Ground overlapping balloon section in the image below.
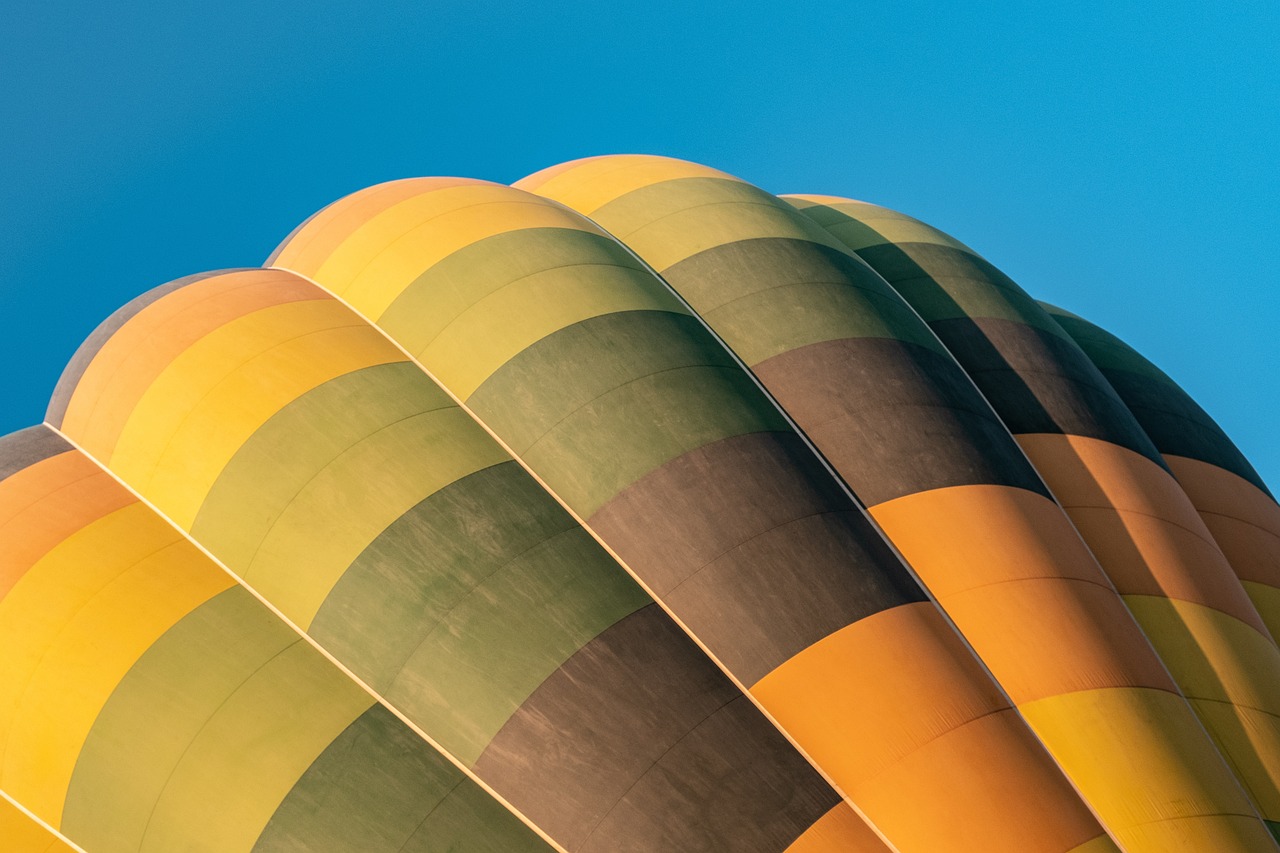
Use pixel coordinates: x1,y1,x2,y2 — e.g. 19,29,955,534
3,156,1279,853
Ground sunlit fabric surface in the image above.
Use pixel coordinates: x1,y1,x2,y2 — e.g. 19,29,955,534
0,155,1275,853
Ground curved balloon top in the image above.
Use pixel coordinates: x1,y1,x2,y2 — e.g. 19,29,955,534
2,154,1279,852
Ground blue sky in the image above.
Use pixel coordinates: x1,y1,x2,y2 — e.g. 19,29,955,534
3,1,1277,486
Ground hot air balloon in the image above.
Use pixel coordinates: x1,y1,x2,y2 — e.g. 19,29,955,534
0,156,1274,853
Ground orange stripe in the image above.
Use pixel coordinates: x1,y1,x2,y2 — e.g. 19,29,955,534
752,602,1103,853
782,804,890,853
1017,434,1270,636
271,177,487,275
0,454,131,602
60,270,324,460
1166,455,1280,589
869,485,1175,702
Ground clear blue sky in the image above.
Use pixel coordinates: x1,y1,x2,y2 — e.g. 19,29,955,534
3,1,1277,486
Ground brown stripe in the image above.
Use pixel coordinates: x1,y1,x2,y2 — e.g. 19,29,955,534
930,316,1166,465
754,337,1050,506
474,604,838,852
588,431,925,684
45,269,256,427
0,425,72,483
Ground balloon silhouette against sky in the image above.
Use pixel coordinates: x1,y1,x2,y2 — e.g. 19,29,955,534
0,155,1277,853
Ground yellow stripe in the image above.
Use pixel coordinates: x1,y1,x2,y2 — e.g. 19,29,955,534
0,791,79,852
515,154,745,215
0,503,233,823
310,189,604,320
110,300,403,528
1244,582,1280,646
1124,594,1280,819
270,177,482,273
1020,686,1269,852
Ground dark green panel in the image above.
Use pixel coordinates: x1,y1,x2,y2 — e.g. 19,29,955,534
465,310,743,451
931,315,1168,465
191,362,453,571
255,704,549,853
1045,303,1272,496
378,227,651,355
856,241,1063,336
311,461,650,764
785,200,895,247
468,310,789,515
310,462,578,689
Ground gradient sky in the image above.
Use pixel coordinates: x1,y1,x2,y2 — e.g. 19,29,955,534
4,1,1277,486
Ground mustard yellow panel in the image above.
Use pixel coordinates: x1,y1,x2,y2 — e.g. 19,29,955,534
1066,838,1124,853
0,503,232,823
1123,595,1280,712
314,194,606,321
240,408,509,628
418,264,689,400
1244,582,1280,646
1194,697,1280,823
111,300,402,528
298,182,517,288
1019,686,1266,852
1113,815,1274,853
1124,594,1280,819
516,154,745,216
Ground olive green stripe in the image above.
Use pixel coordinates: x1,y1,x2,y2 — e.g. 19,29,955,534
191,362,455,572
254,704,549,853
588,176,790,239
63,586,371,852
464,310,744,453
312,461,649,765
378,227,651,354
784,198,898,249
521,364,788,516
1041,303,1180,388
1044,303,1271,496
468,311,789,517
658,237,946,365
855,241,1068,339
